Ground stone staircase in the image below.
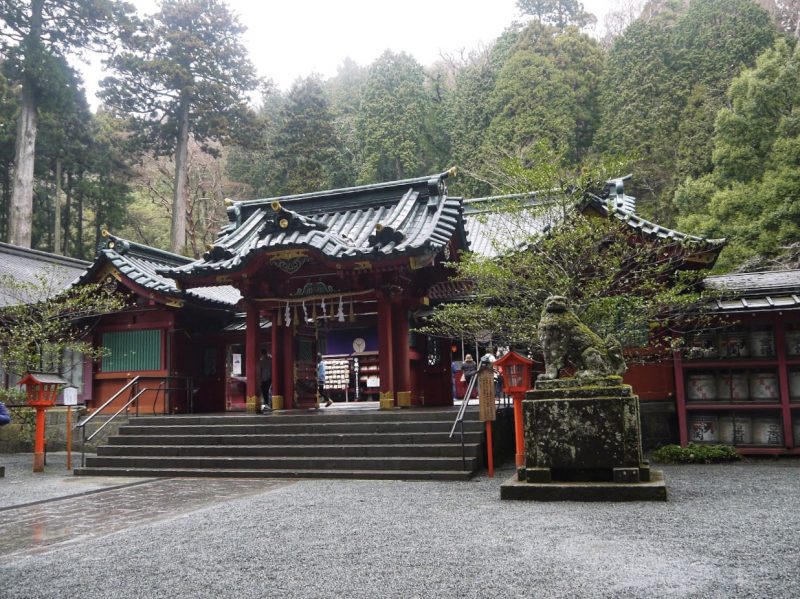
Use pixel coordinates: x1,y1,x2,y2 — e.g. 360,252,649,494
74,407,485,481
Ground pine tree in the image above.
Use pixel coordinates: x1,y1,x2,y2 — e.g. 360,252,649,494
100,0,259,254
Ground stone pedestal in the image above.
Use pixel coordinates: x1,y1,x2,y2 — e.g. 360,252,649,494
501,376,666,501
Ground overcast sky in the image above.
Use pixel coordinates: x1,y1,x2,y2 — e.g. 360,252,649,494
79,0,616,107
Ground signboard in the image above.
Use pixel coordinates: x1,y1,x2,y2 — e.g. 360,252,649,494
62,386,78,406
366,376,380,388
232,353,242,376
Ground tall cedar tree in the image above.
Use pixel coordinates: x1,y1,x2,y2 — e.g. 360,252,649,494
101,0,259,254
356,51,430,183
0,0,133,248
675,39,800,271
516,0,596,29
596,0,776,225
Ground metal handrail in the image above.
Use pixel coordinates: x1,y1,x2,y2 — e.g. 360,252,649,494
75,375,193,468
77,376,141,430
449,372,480,470
84,388,149,444
76,376,140,468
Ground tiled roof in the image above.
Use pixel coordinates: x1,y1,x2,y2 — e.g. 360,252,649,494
163,170,464,281
0,242,90,307
704,270,800,312
74,234,240,308
461,179,725,260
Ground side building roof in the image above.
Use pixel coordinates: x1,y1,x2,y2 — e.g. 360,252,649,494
704,269,800,312
0,242,90,307
73,233,240,308
461,177,725,263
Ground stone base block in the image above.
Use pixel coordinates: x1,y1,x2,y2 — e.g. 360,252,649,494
397,391,412,408
500,469,667,502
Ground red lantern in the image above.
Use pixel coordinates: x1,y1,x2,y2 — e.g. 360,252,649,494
18,372,68,472
494,352,535,468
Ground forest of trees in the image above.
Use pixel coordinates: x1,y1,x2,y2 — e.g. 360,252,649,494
0,0,799,272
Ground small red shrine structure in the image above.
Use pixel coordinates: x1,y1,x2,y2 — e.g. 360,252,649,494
495,351,535,467
19,372,67,472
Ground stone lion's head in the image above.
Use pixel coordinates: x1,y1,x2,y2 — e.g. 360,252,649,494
543,295,569,313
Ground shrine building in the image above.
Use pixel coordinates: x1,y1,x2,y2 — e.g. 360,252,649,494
72,170,726,422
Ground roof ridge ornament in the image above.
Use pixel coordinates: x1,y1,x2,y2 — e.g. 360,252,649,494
369,222,406,247
100,230,130,255
257,201,328,239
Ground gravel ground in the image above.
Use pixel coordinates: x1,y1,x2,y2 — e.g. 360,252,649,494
1,458,799,598
0,452,151,509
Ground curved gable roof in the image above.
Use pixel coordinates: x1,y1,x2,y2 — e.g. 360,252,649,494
163,170,465,282
74,233,240,308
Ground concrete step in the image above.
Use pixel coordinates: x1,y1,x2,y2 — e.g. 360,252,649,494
130,408,468,426
117,421,483,436
84,455,480,471
73,467,475,481
97,443,481,458
107,431,482,446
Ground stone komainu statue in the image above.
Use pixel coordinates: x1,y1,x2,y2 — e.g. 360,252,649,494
537,295,626,380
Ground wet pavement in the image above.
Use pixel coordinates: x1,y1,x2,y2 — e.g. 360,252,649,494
1,453,799,598
0,475,290,559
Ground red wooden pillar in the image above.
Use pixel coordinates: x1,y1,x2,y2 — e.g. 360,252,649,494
392,300,411,406
377,290,395,408
244,302,260,412
283,319,296,409
775,318,795,448
271,308,284,409
673,349,688,446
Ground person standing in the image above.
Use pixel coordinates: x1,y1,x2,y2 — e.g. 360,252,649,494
317,354,333,407
0,400,10,426
461,354,477,382
460,354,477,400
259,349,272,412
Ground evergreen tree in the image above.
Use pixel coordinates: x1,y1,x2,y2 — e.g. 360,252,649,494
676,39,800,271
0,0,133,248
100,0,259,254
356,51,431,182
516,0,596,29
271,76,343,194
597,0,776,224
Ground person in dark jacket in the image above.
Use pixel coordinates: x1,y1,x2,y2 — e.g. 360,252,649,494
0,401,10,426
461,354,477,382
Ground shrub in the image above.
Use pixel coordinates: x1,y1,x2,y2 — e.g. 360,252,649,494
652,443,741,464
0,387,26,404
